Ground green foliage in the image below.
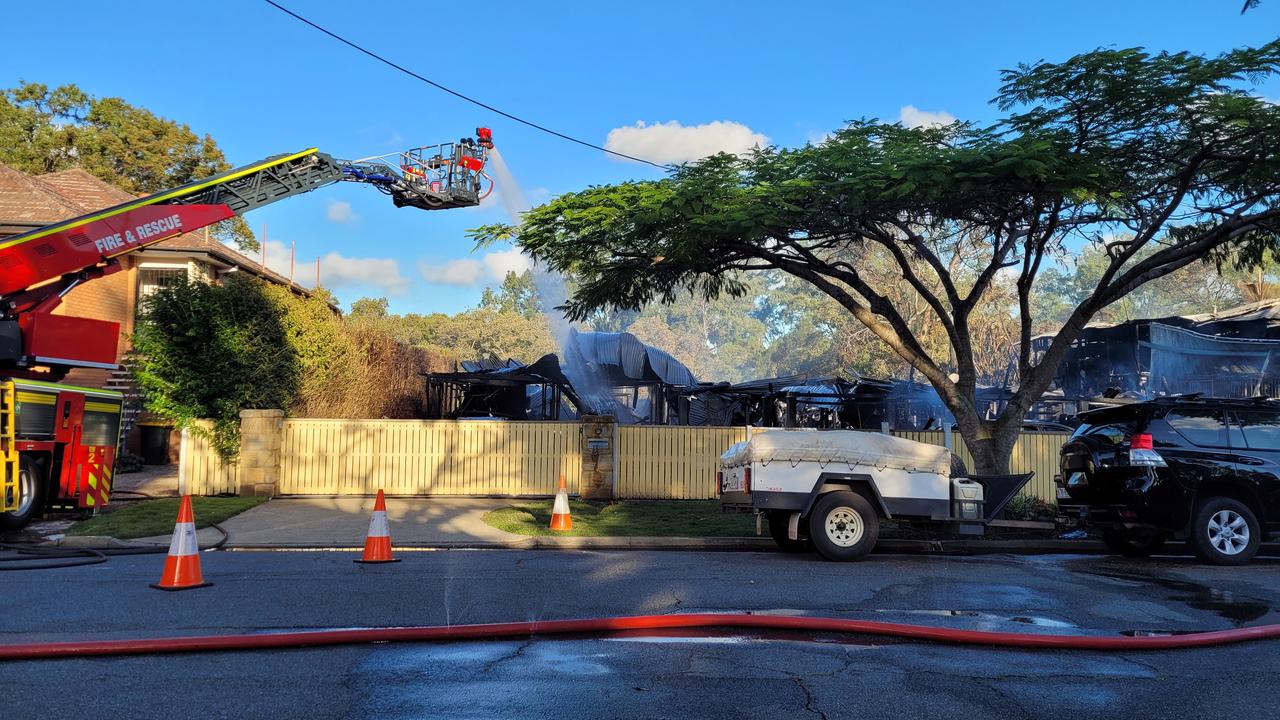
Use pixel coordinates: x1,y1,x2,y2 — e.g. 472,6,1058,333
349,296,390,320
1001,494,1056,522
400,307,556,365
69,496,267,539
474,40,1280,473
483,500,755,537
351,273,557,366
262,284,359,412
0,81,256,251
131,276,300,460
480,270,542,319
587,275,770,383
1032,243,1248,330
132,277,433,459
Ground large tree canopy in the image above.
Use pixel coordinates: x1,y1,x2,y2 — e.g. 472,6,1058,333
477,40,1280,473
0,81,255,250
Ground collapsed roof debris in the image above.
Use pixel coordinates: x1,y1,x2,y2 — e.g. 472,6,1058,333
1052,298,1280,401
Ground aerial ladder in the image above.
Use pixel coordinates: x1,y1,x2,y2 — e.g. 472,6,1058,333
0,129,495,528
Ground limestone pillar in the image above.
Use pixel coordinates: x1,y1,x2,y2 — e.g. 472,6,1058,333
237,409,284,497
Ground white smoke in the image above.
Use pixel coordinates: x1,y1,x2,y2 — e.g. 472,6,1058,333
486,148,528,226
486,148,619,418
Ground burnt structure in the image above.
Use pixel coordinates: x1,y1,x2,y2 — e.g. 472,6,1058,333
1050,299,1280,404
424,330,1010,430
425,332,696,423
425,356,584,420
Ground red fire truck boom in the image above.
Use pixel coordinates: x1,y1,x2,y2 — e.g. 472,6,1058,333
0,132,494,528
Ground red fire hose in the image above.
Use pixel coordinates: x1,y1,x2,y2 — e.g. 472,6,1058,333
4,613,1279,660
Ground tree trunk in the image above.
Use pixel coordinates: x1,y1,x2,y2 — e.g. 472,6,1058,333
953,415,1020,476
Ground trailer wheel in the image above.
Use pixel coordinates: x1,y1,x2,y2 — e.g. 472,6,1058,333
767,511,812,553
809,491,879,562
0,455,45,530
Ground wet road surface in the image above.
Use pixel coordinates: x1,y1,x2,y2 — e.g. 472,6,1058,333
1,550,1277,718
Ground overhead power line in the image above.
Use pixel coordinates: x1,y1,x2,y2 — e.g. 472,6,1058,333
263,0,671,170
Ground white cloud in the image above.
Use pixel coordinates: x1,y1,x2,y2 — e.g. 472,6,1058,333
483,247,533,279
319,251,409,295
418,258,484,286
418,248,534,287
325,199,358,224
254,240,408,295
898,105,956,129
604,120,768,164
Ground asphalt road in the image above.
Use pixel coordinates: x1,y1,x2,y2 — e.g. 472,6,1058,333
1,549,1278,719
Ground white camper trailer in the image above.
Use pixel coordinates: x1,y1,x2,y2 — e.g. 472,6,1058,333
719,430,1032,561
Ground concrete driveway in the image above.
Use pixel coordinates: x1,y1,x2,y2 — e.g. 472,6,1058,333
217,497,527,547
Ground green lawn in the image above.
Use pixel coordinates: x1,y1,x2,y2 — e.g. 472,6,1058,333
68,496,267,539
483,500,756,537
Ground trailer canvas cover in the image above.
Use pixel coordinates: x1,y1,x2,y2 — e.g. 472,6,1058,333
720,429,952,476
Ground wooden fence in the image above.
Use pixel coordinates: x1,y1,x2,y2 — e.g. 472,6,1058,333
616,426,749,499
888,430,1066,503
615,427,1066,501
180,417,1067,503
177,424,238,496
277,420,582,495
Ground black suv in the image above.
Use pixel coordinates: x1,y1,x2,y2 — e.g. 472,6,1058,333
1058,396,1279,565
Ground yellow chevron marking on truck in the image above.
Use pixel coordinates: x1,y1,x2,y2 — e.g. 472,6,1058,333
85,402,123,414
1,382,17,513
16,392,56,406
0,148,320,250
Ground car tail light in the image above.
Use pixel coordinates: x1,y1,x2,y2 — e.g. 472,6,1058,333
1129,433,1166,467
743,467,752,494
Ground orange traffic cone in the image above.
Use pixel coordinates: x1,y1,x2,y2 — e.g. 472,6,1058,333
550,475,572,531
355,490,400,564
151,495,211,591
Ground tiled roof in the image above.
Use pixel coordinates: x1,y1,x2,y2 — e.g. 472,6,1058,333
37,167,135,209
0,163,84,222
0,162,313,295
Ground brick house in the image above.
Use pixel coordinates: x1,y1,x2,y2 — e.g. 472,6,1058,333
0,162,317,459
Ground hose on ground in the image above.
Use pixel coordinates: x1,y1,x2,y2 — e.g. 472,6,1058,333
3,613,1279,660
0,522,228,570
0,544,107,571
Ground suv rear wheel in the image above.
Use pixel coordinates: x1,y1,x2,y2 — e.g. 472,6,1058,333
1190,497,1261,566
808,491,879,562
1101,529,1167,558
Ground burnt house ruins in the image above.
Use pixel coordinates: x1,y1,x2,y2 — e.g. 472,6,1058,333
1047,299,1280,409
425,299,1280,429
424,331,1007,430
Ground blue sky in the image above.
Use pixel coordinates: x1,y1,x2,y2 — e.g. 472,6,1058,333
3,1,1276,314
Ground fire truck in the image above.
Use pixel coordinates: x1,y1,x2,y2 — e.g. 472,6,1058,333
0,131,495,529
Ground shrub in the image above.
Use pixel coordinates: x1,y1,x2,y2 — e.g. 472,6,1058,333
131,276,447,460
1002,493,1056,522
131,275,299,461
